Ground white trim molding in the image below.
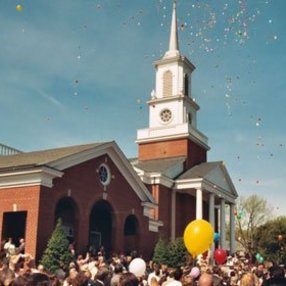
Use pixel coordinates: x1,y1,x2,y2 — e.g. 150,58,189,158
148,218,164,232
0,166,63,189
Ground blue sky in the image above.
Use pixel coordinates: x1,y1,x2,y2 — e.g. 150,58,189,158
1,0,285,216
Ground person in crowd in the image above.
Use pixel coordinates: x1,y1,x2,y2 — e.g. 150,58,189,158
261,266,286,286
162,268,182,286
63,267,78,286
181,274,193,286
94,266,110,286
198,273,214,286
4,239,15,258
111,264,124,286
118,272,139,286
77,253,90,271
239,272,259,286
15,239,25,256
147,263,161,286
0,266,15,286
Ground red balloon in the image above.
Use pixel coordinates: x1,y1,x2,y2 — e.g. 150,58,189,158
214,248,227,264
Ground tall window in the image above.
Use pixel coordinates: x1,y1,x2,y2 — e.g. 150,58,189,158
124,215,138,236
163,70,172,97
184,74,189,96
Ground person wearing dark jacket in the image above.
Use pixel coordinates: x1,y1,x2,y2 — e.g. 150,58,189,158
262,266,286,286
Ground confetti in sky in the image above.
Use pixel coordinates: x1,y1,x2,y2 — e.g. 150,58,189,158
0,0,285,216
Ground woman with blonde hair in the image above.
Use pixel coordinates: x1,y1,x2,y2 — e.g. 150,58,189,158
239,272,259,286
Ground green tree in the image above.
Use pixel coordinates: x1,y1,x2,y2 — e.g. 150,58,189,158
255,216,286,265
152,239,169,265
167,238,188,268
40,218,73,274
235,194,272,258
152,238,188,267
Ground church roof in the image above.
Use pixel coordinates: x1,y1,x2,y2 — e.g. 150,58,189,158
0,141,157,204
176,161,238,200
0,142,110,170
177,161,223,180
130,156,186,173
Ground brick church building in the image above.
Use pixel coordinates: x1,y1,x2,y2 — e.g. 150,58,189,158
0,2,238,261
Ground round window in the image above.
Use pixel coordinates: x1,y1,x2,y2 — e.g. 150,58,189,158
98,164,111,186
160,109,172,123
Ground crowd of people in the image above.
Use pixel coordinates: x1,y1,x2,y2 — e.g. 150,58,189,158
0,238,285,286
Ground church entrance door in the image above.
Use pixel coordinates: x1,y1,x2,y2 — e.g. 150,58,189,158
89,200,113,256
2,211,27,247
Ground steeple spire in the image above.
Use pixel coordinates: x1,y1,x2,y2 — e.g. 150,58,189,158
164,0,180,58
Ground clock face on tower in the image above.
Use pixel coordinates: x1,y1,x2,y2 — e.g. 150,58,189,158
160,108,172,123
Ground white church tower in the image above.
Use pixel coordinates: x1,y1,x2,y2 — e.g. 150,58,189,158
136,1,209,168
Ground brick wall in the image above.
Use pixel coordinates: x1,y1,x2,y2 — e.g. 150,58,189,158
35,154,156,260
176,193,196,237
156,185,172,240
138,138,207,168
186,140,207,169
0,185,41,258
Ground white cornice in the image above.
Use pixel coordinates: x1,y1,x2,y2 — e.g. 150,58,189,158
174,178,203,190
147,95,200,111
202,179,237,203
136,126,210,151
154,55,195,72
137,172,174,189
141,201,157,217
148,219,164,232
0,166,63,189
174,177,236,203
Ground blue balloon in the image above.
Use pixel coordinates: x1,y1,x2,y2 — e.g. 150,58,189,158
214,232,220,242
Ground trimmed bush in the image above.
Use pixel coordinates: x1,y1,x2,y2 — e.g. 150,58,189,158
152,238,188,267
40,218,73,274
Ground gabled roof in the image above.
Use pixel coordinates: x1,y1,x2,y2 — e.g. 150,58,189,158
177,161,222,180
131,156,185,174
176,161,238,200
0,142,107,170
130,156,186,182
0,141,156,205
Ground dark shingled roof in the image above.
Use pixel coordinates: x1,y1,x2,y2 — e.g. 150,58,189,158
177,161,223,180
0,142,110,170
130,156,186,173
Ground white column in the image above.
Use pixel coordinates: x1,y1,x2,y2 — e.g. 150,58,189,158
220,199,226,249
230,203,236,254
209,193,215,264
171,189,176,241
209,193,215,228
196,188,203,219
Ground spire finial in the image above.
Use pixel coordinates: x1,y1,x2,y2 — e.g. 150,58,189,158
164,0,180,58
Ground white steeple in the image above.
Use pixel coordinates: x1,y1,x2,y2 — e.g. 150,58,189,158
164,0,180,58
136,0,209,156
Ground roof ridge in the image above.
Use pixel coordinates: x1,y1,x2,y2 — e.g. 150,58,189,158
14,141,112,156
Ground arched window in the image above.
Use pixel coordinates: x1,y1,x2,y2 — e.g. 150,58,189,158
184,74,189,96
163,70,173,97
55,197,78,243
124,215,138,236
89,200,113,256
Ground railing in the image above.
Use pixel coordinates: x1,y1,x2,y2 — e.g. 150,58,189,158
0,143,22,156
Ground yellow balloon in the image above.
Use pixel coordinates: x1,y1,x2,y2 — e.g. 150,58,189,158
16,4,23,11
183,219,214,257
